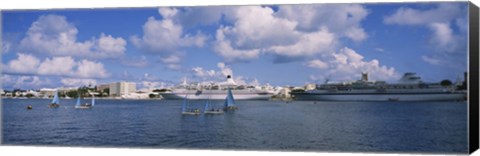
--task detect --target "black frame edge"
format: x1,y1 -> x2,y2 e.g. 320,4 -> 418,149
469,1 -> 480,154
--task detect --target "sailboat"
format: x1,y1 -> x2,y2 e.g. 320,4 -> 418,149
181,95 -> 201,115
223,88 -> 237,111
204,95 -> 224,115
75,92 -> 94,109
49,90 -> 60,108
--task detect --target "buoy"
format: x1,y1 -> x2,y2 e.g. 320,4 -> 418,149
27,105 -> 33,110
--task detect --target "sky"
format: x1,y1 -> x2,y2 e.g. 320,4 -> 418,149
1,2 -> 469,90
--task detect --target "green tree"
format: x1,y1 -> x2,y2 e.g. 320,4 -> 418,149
66,90 -> 78,98
26,93 -> 34,98
153,89 -> 170,92
149,93 -> 157,98
440,79 -> 452,86
290,89 -> 305,93
102,88 -> 110,97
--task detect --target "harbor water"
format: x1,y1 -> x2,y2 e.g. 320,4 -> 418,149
1,99 -> 468,153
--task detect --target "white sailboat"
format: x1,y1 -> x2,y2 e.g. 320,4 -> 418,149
204,91 -> 224,115
75,92 -> 94,109
49,90 -> 60,108
181,95 -> 201,115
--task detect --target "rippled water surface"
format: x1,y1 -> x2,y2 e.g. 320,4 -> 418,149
2,99 -> 468,153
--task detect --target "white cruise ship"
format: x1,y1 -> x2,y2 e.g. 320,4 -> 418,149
159,75 -> 275,100
291,72 -> 466,101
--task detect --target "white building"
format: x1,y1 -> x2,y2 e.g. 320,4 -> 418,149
39,88 -> 57,98
96,84 -> 110,92
109,82 -> 136,97
304,84 -> 316,91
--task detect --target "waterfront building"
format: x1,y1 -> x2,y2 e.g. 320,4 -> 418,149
109,82 -> 137,97
24,90 -> 40,97
96,84 -> 110,92
57,87 -> 78,98
304,84 -> 316,91
39,88 -> 57,98
4,92 -> 13,97
278,87 -> 292,98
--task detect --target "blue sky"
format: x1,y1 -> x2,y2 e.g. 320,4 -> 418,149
1,2 -> 469,90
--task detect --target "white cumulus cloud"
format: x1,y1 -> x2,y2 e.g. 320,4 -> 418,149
60,78 -> 97,87
160,55 -> 182,64
131,8 -> 209,69
94,33 -> 127,58
18,14 -> 126,59
4,53 -> 110,79
121,55 -> 148,67
384,3 -> 464,26
2,75 -> 51,89
217,62 -> 233,77
428,22 -> 461,53
213,27 -> 261,62
384,3 -> 467,68
275,4 -> 369,41
306,59 -> 328,69
421,56 -> 441,65
75,59 -> 109,78
131,17 -> 183,53
192,67 -> 216,78
5,53 -> 41,74
267,27 -> 336,58
37,56 -> 76,76
208,5 -> 367,63
308,47 -> 399,82
144,5 -> 370,63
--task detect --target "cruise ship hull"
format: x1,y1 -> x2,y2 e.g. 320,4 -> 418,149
160,92 -> 273,100
292,92 -> 466,101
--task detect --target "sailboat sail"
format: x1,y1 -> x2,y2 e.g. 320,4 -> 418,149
224,88 -> 236,108
76,96 -> 81,106
204,100 -> 210,113
52,90 -> 60,104
91,94 -> 95,106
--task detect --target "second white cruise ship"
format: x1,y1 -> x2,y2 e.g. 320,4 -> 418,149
291,72 -> 466,101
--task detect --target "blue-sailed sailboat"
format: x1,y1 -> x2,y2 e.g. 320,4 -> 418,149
204,94 -> 224,115
181,95 -> 200,115
75,92 -> 93,109
49,90 -> 60,108
223,88 -> 237,111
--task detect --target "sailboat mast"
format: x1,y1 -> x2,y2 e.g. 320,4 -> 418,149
204,84 -> 212,112
182,94 -> 187,112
